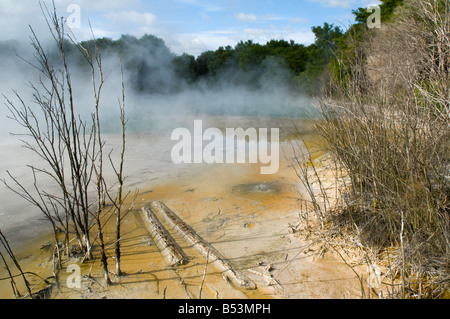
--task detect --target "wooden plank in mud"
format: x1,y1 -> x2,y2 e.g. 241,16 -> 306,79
148,201 -> 257,290
141,206 -> 189,267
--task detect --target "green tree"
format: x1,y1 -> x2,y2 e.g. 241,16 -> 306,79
172,53 -> 197,83
295,23 -> 344,94
352,0 -> 404,24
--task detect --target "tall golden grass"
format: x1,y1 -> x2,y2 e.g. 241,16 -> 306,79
301,0 -> 449,298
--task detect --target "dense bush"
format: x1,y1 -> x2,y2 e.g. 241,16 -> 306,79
316,0 -> 449,294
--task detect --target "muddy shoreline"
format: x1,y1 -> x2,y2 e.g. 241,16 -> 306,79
0,115 -> 316,249
0,115 -> 363,299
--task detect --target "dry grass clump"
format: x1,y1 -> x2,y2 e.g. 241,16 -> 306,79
296,0 -> 449,298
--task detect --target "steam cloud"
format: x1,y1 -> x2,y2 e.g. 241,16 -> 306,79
0,32 -> 315,136
0,20 -> 315,245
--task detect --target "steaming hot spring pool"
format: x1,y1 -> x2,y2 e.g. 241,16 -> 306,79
0,113 -> 364,299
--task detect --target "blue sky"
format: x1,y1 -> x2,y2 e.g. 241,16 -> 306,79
0,0 -> 379,56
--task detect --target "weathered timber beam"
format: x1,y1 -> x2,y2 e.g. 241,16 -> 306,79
148,201 -> 257,290
142,206 -> 189,267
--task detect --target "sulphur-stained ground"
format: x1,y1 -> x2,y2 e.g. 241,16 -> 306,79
0,115 -> 364,299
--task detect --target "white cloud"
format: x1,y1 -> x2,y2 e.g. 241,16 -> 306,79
54,0 -> 140,12
103,10 -> 158,38
308,0 -> 355,8
235,12 -> 308,24
106,10 -> 157,27
172,0 -> 223,12
0,1 -> 50,41
0,0 -> 141,42
235,12 -> 257,22
0,0 -> 28,14
241,27 -> 315,45
200,12 -> 210,20
290,17 -> 310,24
168,27 -> 315,57
308,0 -> 377,8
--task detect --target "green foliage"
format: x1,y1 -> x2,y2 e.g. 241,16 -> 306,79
329,0 -> 407,96
312,23 -> 344,53
172,53 -> 197,83
69,22 -> 343,95
353,0 -> 404,24
0,21 -> 345,96
0,0 -> 407,97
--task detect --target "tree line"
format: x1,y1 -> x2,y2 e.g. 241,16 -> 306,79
69,0 -> 403,96
0,0 -> 404,100
65,24 -> 344,96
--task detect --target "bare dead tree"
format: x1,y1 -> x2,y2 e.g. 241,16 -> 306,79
2,1 -> 128,287
0,230 -> 33,298
74,22 -> 112,285
0,249 -> 19,298
4,2 -> 97,259
110,59 -> 127,277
